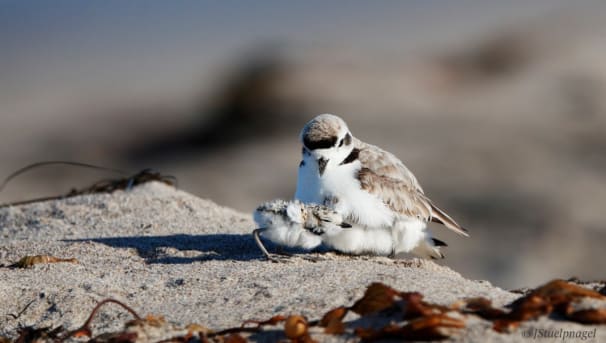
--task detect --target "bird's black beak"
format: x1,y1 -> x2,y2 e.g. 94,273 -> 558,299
317,158 -> 328,176
340,222 -> 352,228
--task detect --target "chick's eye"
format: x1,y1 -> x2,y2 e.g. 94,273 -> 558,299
338,139 -> 344,147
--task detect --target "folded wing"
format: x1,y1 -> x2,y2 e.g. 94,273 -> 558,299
356,153 -> 469,237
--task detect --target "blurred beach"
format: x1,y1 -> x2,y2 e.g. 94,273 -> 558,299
1,0 -> 605,288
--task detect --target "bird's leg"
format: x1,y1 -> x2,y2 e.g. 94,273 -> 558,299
252,228 -> 271,258
252,228 -> 291,263
388,245 -> 397,259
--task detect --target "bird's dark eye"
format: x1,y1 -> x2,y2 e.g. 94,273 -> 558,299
338,139 -> 344,147
304,136 -> 337,150
343,133 -> 352,145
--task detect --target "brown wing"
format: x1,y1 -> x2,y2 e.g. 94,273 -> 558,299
357,167 -> 431,220
354,138 -> 468,236
354,138 -> 424,193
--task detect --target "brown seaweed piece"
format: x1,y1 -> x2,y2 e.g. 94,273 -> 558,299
321,282 -> 464,341
10,255 -> 78,268
14,326 -> 63,343
458,279 -> 606,332
354,313 -> 465,341
0,162 -> 177,208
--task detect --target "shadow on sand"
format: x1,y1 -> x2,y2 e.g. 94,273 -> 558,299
64,233 -> 310,264
66,233 -> 258,263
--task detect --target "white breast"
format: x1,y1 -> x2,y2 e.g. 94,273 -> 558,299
321,162 -> 395,228
295,154 -> 323,204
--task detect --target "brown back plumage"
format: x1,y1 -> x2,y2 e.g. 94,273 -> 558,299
355,138 -> 469,237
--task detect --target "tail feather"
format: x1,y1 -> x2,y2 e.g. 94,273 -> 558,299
430,203 -> 470,237
412,237 -> 445,259
431,237 -> 448,247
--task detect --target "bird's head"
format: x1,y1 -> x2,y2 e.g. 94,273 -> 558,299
285,200 -> 306,224
299,114 -> 355,175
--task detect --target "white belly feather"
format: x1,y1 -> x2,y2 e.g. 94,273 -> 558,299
320,161 -> 395,228
322,225 -> 393,255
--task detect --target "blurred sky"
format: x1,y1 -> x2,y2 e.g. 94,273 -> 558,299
0,0 -> 575,121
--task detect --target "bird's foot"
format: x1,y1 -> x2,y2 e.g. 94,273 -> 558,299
265,253 -> 324,263
299,255 -> 324,263
265,254 -> 292,263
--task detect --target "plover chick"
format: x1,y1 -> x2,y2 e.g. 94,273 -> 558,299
253,199 -> 351,262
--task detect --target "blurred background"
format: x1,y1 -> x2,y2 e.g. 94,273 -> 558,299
1,0 -> 605,289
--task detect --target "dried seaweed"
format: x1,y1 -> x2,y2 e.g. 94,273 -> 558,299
9,255 -> 78,268
335,283 -> 465,341
6,299 -> 36,319
14,326 -> 63,343
319,307 -> 348,335
3,279 -> 605,342
461,279 -> 606,332
350,283 -> 400,316
284,316 -> 315,343
58,299 -> 142,342
241,315 -> 286,329
223,334 -> 247,343
320,280 -> 606,340
354,314 -> 465,341
65,168 -> 176,196
0,161 -> 177,208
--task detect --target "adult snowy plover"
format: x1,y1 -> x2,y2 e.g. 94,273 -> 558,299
253,199 -> 352,262
295,114 -> 469,259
